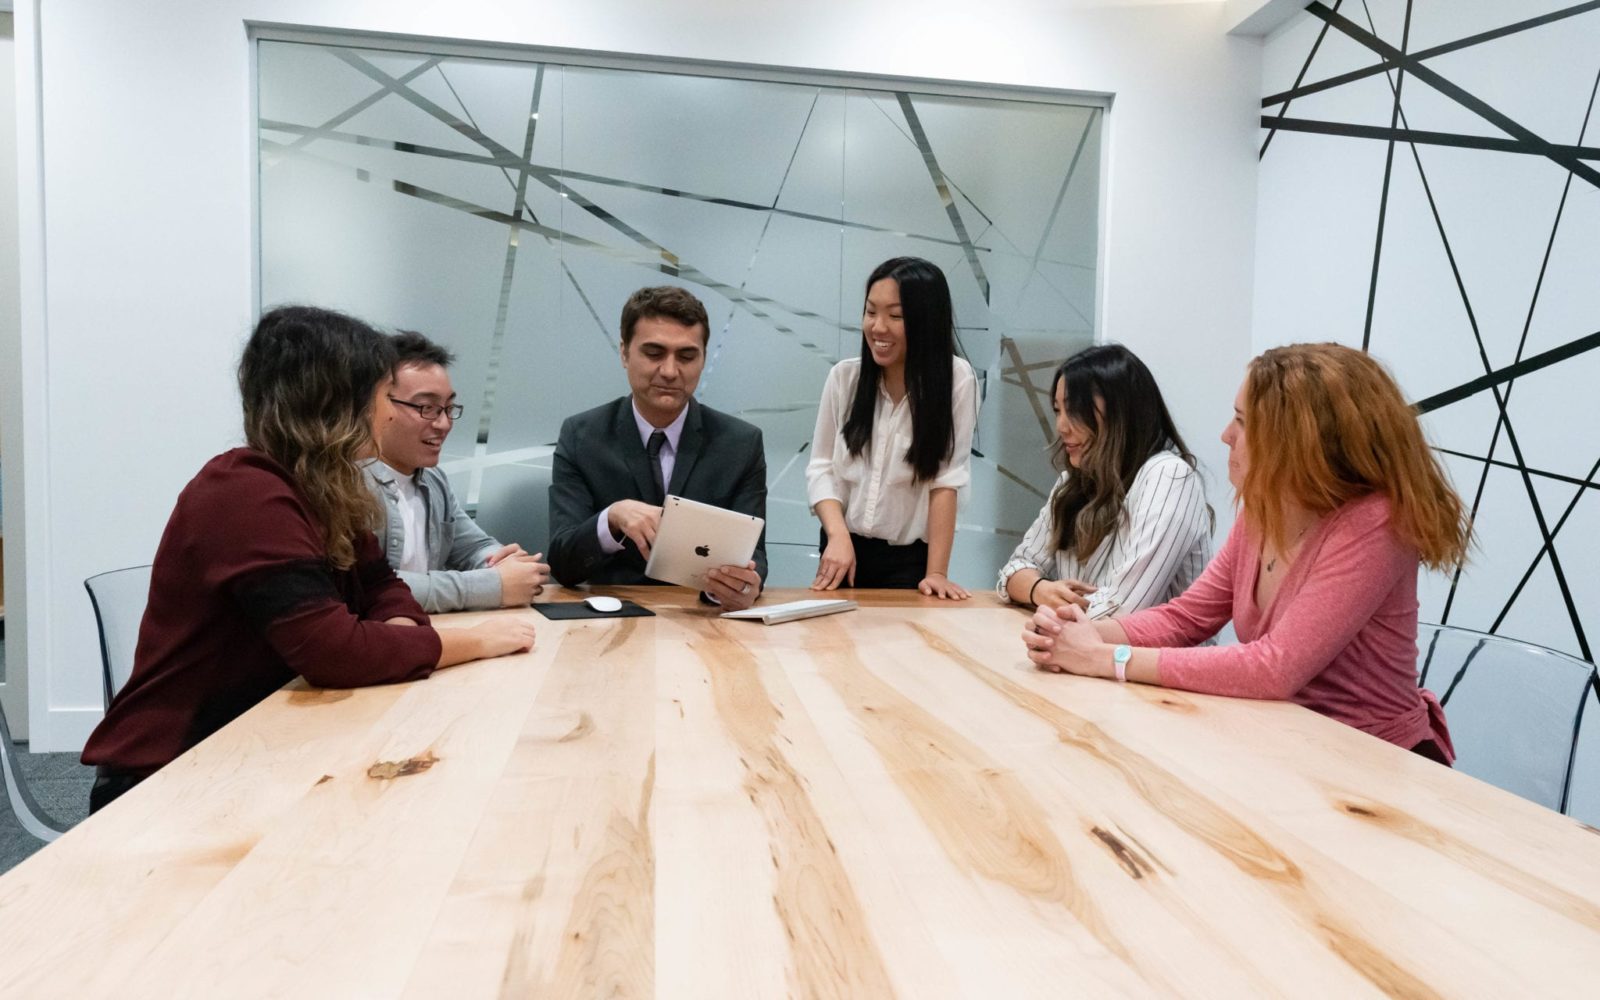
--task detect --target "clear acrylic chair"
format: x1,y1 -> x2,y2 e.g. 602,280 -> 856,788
0,700 -> 69,842
1417,623 -> 1598,814
83,565 -> 152,708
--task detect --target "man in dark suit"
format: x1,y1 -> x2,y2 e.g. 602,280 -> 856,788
548,286 -> 767,609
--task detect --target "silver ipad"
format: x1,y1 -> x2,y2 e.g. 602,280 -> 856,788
643,495 -> 765,591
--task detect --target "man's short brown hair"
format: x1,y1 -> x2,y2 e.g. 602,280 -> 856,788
619,286 -> 710,346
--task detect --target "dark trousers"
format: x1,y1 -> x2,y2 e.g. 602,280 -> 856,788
1410,739 -> 1452,767
88,766 -> 150,814
821,529 -> 928,589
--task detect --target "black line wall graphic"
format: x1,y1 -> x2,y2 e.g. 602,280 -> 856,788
1258,1 -> 1600,820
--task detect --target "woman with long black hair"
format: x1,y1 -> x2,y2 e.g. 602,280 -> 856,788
806,257 -> 978,598
999,344 -> 1210,615
81,306 -> 535,813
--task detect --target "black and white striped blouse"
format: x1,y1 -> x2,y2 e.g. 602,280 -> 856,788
997,451 -> 1211,612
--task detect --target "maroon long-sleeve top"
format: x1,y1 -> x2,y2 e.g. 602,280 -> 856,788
82,448 -> 442,774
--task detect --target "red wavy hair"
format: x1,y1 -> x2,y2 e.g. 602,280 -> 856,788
1240,343 -> 1470,570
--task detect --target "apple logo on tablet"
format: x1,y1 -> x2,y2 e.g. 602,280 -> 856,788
694,544 -> 710,557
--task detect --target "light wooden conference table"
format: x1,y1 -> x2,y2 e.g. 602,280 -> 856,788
3,588 -> 1600,998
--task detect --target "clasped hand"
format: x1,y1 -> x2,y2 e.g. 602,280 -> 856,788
486,543 -> 550,606
1021,602 -> 1106,676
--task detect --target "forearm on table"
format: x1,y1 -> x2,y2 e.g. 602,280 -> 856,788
1096,618 -> 1130,644
1006,567 -> 1043,605
925,488 -> 957,576
434,626 -> 499,669
267,614 -> 438,687
1073,638 -> 1162,686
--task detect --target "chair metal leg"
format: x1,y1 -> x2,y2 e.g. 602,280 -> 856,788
0,702 -> 69,842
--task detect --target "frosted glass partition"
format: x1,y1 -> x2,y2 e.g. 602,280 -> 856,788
257,38 -> 1102,587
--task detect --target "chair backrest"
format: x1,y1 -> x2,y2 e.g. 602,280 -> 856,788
84,565 -> 153,708
1418,623 -> 1598,813
470,462 -> 552,557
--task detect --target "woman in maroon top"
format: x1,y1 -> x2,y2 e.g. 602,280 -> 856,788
81,306 -> 535,812
1022,343 -> 1471,760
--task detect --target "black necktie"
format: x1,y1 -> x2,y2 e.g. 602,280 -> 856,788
646,430 -> 667,502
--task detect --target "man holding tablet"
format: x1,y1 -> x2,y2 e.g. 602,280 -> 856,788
548,286 -> 767,610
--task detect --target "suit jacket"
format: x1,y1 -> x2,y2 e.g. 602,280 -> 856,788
548,396 -> 768,586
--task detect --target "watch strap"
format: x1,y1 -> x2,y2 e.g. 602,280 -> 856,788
1112,644 -> 1132,683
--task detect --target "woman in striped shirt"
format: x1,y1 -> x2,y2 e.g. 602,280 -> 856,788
998,344 -> 1211,615
1022,344 -> 1470,760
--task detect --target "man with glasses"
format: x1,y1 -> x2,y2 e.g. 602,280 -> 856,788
364,332 -> 550,611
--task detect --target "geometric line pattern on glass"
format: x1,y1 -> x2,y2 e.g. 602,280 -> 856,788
260,57 -> 441,169
260,41 -> 1103,563
999,336 -> 1056,447
897,92 -> 991,311
479,65 -> 546,452
707,90 -> 823,385
283,51 -> 1102,394
1024,109 -> 1099,304
258,118 -> 985,255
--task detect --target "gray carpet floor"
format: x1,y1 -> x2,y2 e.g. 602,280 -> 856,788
1,640 -> 95,875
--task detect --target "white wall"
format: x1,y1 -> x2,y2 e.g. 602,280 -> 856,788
1253,1 -> 1600,821
14,0 -> 1261,750
0,9 -> 25,738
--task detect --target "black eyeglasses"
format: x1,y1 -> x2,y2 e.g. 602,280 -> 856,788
389,396 -> 464,421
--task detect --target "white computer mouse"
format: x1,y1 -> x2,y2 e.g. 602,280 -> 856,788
583,595 -> 623,613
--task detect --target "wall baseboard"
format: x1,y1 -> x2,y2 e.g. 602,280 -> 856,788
33,707 -> 102,754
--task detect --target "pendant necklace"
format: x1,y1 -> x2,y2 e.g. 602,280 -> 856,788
1266,525 -> 1311,573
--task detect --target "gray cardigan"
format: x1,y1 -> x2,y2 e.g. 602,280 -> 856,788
362,459 -> 503,613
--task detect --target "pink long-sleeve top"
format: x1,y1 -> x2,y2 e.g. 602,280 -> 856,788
1117,492 -> 1453,760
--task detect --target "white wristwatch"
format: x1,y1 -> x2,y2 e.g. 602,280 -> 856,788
1112,644 -> 1132,683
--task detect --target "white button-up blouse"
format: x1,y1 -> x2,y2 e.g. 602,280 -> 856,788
805,356 -> 979,546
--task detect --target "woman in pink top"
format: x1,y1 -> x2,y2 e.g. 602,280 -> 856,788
1022,343 -> 1471,761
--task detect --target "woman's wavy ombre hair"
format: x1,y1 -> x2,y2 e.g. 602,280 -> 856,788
238,306 -> 396,570
1240,343 -> 1470,571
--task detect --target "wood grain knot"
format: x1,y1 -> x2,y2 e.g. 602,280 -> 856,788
367,750 -> 439,780
1336,799 -> 1389,823
1089,825 -> 1157,880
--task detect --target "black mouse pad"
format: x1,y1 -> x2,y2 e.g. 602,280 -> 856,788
532,599 -> 655,620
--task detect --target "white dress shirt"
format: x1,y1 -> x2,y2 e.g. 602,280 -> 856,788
392,473 -> 430,574
805,356 -> 979,546
996,450 -> 1211,612
596,398 -> 689,553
